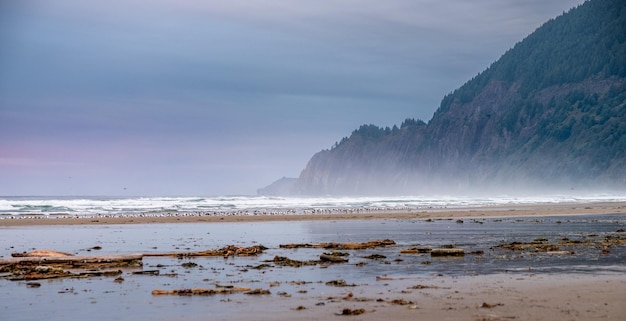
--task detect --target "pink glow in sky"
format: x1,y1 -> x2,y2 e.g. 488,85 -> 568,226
0,0 -> 585,196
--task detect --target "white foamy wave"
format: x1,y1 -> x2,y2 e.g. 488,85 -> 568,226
1,193 -> 625,217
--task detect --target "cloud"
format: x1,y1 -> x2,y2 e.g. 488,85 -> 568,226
0,0 -> 585,195
2,0 -> 584,102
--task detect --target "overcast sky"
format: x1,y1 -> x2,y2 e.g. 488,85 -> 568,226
0,0 -> 585,196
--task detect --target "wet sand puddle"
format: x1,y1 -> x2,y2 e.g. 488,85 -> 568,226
1,214 -> 625,320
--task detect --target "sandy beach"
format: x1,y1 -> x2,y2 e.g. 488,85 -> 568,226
2,201 -> 625,320
228,273 -> 626,321
2,201 -> 625,226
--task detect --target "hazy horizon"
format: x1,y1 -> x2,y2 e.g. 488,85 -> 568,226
1,0 -> 585,196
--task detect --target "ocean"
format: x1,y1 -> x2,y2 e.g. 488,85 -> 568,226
2,193 -> 626,217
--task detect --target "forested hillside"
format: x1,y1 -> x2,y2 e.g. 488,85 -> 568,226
260,0 -> 626,196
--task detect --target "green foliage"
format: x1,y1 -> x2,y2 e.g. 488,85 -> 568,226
351,124 -> 387,140
322,0 -> 626,187
440,0 -> 626,107
400,118 -> 426,128
331,118 -> 427,150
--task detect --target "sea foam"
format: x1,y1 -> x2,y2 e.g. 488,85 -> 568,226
1,193 -> 626,217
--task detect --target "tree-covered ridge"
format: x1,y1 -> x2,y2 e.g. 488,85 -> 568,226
331,118 -> 426,150
437,0 -> 626,115
423,0 -> 626,184
263,0 -> 626,196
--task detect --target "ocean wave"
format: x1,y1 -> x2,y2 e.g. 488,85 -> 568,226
1,193 -> 625,217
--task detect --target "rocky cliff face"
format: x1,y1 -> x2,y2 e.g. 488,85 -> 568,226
422,77 -> 626,189
260,0 -> 626,196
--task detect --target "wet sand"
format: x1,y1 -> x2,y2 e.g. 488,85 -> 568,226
233,273 -> 626,321
1,201 -> 625,226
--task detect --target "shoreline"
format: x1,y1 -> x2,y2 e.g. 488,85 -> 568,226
3,202 -> 626,320
1,201 -> 625,226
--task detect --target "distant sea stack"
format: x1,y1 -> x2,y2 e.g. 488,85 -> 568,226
259,0 -> 626,196
256,177 -> 298,196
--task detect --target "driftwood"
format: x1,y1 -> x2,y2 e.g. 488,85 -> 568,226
11,250 -> 74,258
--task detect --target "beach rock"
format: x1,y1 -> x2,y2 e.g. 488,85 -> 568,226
251,263 -> 272,270
323,251 -> 350,257
181,262 -> 198,268
493,241 -> 563,252
401,247 -> 432,254
132,270 -> 160,275
147,245 -> 267,258
325,279 -> 356,287
9,267 -> 72,281
215,284 -> 234,288
391,299 -> 414,305
338,308 -> 365,315
152,286 -> 251,295
279,243 -> 313,249
271,256 -> 318,267
279,239 -> 395,250
244,288 -> 271,295
363,254 -> 386,260
480,302 -> 504,309
77,270 -> 122,277
325,239 -> 396,250
409,284 -> 439,289
320,254 -> 348,263
546,250 -> 573,255
35,266 -> 60,273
